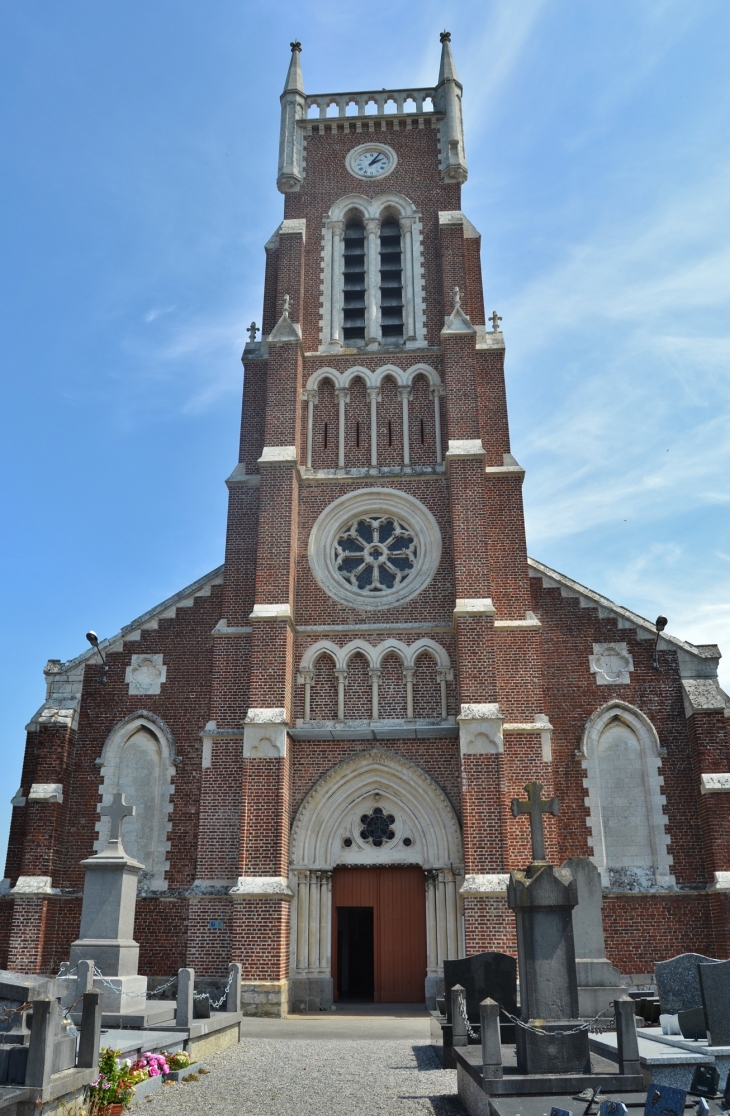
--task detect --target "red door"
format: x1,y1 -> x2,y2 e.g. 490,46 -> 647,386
332,866 -> 427,1003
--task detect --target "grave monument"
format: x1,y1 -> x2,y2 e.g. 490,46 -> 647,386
68,793 -> 174,1027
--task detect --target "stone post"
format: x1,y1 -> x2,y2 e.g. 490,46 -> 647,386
480,997 -> 503,1080
451,983 -> 467,1048
176,968 -> 194,1027
75,959 -> 95,1001
77,990 -> 102,1070
615,997 -> 641,1076
227,963 -> 242,1013
24,998 -> 55,1087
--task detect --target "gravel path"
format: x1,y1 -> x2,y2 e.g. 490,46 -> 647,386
142,1038 -> 462,1116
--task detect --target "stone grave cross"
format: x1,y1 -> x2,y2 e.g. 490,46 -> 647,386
101,792 -> 135,846
510,781 -> 559,863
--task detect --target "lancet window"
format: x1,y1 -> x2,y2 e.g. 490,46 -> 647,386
320,194 -> 425,351
343,220 -> 366,341
303,364 -> 443,472
296,639 -> 454,725
379,220 -> 403,339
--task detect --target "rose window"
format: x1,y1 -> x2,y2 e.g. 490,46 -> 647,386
359,807 -> 396,847
334,516 -> 417,594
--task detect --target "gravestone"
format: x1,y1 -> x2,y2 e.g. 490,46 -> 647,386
699,959 -> 730,1047
68,792 -> 168,1024
508,782 -> 590,1075
0,971 -> 77,1085
655,953 -> 720,1014
599,1101 -> 628,1116
644,1082 -> 685,1116
444,953 -> 517,1025
563,857 -> 626,1017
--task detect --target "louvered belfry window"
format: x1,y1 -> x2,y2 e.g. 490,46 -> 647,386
379,219 -> 404,339
343,220 -> 366,341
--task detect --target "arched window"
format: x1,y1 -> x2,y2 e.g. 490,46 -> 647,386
581,702 -> 674,890
96,713 -> 177,891
343,220 -> 366,342
379,220 -> 403,340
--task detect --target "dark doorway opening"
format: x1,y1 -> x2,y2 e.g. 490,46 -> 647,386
337,906 -> 374,1001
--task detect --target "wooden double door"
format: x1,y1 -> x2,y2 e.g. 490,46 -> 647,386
332,866 -> 427,1003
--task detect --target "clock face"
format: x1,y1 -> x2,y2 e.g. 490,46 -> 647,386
348,145 -> 396,179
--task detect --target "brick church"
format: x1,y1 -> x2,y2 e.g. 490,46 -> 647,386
3,35 -> 729,1014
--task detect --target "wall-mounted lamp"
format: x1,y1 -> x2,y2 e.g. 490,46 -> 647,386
652,616 -> 668,669
86,630 -> 108,683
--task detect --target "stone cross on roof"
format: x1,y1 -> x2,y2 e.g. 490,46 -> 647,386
247,321 -> 259,343
490,310 -> 502,333
510,781 -> 559,864
101,792 -> 135,844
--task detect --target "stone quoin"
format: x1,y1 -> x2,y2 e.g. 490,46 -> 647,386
2,34 -> 729,1014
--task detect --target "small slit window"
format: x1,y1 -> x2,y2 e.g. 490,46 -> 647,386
379,220 -> 403,339
343,220 -> 366,341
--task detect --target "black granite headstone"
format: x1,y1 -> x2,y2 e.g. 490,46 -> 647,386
689,1064 -> 720,1098
655,953 -> 720,1014
699,959 -> 730,1047
678,1007 -> 707,1041
443,952 -> 517,1024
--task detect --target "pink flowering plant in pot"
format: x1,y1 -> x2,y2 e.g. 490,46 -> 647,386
85,1048 -> 136,1114
128,1052 -> 169,1082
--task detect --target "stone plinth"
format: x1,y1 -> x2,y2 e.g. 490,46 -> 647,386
508,862 -> 589,1074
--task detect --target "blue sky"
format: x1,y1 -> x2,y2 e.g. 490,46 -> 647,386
1,0 -> 728,863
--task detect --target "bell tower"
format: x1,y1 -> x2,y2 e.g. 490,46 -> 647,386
193,31 -> 551,1014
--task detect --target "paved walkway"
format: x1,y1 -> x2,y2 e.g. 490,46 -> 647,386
142,1007 -> 462,1116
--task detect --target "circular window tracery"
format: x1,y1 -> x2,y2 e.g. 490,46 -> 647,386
335,516 -> 417,593
359,807 -> 396,847
308,489 -> 442,609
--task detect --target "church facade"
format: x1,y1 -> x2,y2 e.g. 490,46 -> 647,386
3,36 -> 729,1015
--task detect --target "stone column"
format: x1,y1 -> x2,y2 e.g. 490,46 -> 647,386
398,386 -> 411,468
328,221 -> 344,348
335,387 -> 349,469
436,667 -> 449,719
308,872 -> 320,975
334,669 -> 347,721
403,667 -> 415,719
364,218 -> 380,345
369,668 -> 381,720
430,384 -> 444,464
399,217 -> 416,341
367,387 -> 380,468
298,669 -> 314,722
296,870 -> 310,970
303,389 -> 317,468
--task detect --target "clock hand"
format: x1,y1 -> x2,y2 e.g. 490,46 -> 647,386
368,154 -> 384,167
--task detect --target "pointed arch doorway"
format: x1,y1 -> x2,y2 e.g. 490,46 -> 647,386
289,749 -> 464,1012
332,865 -> 427,1002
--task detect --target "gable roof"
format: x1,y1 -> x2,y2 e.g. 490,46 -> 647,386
27,566 -> 224,732
527,557 -> 721,681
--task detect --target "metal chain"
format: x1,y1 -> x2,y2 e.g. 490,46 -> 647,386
457,990 -> 481,1040
55,964 -> 233,1008
498,1002 -> 615,1037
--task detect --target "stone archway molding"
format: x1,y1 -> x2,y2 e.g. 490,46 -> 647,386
289,749 -> 464,1013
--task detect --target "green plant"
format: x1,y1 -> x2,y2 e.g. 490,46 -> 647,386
85,1048 -> 136,1111
164,1050 -> 190,1071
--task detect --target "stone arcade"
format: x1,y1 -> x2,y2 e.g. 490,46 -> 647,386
2,34 -> 730,1015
